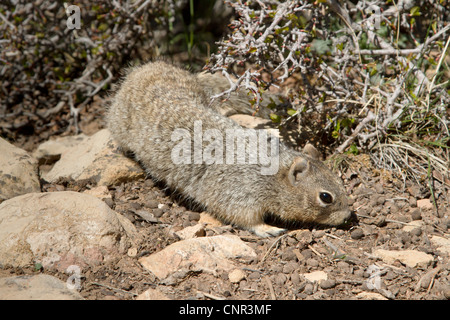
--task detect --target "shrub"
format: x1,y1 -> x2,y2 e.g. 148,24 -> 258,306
206,0 -> 450,192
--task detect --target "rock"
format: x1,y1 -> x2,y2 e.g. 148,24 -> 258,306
376,195 -> 386,205
145,200 -> 159,209
373,249 -> 434,268
0,192 -> 137,271
0,274 -> 83,300
188,211 -> 201,221
198,212 -> 223,227
127,247 -> 138,257
0,138 -> 40,202
303,283 -> 314,295
402,220 -> 424,232
136,288 -> 170,300
410,208 -> 422,220
83,185 -> 112,201
407,185 -> 423,198
416,199 -> 433,210
319,279 -> 336,289
355,292 -> 388,300
174,224 -> 206,240
43,129 -> 144,186
228,269 -> 246,283
306,258 -> 319,268
430,236 -> 450,255
443,287 -> 450,300
139,235 -> 256,280
301,271 -> 328,283
350,228 -> 364,240
274,273 -> 287,286
33,134 -> 88,165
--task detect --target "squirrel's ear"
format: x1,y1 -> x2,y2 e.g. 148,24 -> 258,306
288,157 -> 309,186
302,143 -> 321,160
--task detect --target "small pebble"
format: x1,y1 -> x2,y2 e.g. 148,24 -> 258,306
385,271 -> 397,280
410,227 -> 422,237
281,250 -> 297,261
443,288 -> 450,300
152,208 -> 164,218
319,279 -> 336,289
410,208 -> 422,220
127,247 -> 138,257
130,202 -> 141,210
282,262 -> 297,274
312,230 -> 326,238
228,269 -> 246,283
145,200 -> 159,209
274,273 -> 287,286
306,258 -> 319,268
304,283 -> 314,295
301,249 -> 313,259
290,272 -> 300,285
350,228 -> 364,240
390,204 -> 399,214
337,261 -> 350,273
248,272 -> 261,280
188,211 -> 201,221
377,195 -> 386,205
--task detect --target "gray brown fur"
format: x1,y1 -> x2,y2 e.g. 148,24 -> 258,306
106,61 -> 351,237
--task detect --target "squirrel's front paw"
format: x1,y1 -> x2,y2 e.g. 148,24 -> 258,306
250,224 -> 287,238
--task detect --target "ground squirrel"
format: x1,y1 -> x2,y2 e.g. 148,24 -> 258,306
107,61 -> 351,237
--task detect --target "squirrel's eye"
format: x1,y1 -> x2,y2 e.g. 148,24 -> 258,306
319,192 -> 333,204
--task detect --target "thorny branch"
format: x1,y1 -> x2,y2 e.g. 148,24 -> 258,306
0,0 -> 182,134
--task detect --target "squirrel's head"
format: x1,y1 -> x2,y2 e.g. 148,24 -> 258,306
280,144 -> 352,226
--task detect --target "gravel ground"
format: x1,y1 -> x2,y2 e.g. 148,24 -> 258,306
1,94 -> 449,301
3,151 -> 448,300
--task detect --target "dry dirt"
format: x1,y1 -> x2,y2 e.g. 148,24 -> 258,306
1,97 -> 449,301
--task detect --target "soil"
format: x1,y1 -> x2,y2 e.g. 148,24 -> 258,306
1,96 -> 449,301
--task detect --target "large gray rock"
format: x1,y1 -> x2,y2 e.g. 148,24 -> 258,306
33,133 -> 88,165
0,191 -> 138,271
0,138 -> 40,202
0,274 -> 83,300
42,129 -> 144,186
139,235 -> 257,280
373,249 -> 434,268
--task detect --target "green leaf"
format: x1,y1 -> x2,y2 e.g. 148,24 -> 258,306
270,113 -> 281,123
264,35 -> 274,43
332,131 -> 340,139
346,144 -> 359,155
341,118 -> 355,128
275,26 -> 289,35
410,6 -> 421,16
287,108 -> 297,116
